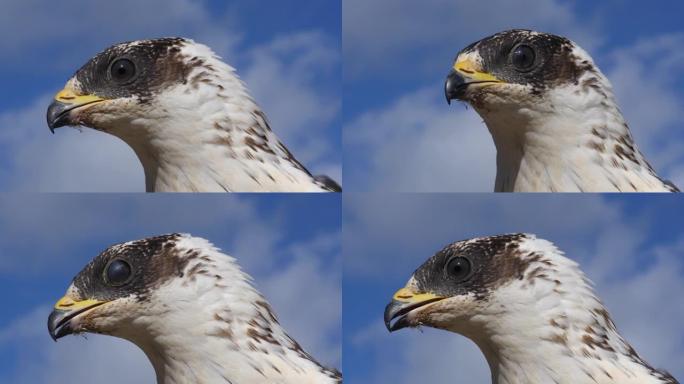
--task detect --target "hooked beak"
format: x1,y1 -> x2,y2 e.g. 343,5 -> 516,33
46,87 -> 105,132
47,295 -> 106,341
445,56 -> 503,104
384,287 -> 444,332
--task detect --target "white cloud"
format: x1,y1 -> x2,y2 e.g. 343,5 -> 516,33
0,306 -> 154,384
606,33 -> 684,187
597,241 -> 684,376
243,31 -> 342,178
0,95 -> 143,192
344,87 -> 495,191
259,232 -> 342,367
351,322 -> 489,384
345,195 -> 684,382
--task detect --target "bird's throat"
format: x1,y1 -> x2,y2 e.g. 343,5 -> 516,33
120,126 -> 321,192
479,89 -> 668,192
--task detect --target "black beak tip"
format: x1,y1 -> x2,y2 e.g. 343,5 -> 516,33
384,315 -> 408,333
384,318 -> 393,333
445,80 -> 452,105
445,70 -> 466,105
384,300 -> 408,333
47,309 -> 70,341
383,303 -> 394,332
46,101 -> 70,132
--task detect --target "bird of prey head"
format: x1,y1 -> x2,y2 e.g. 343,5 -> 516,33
46,38 -> 340,192
48,234 -> 341,384
445,29 -> 677,192
385,234 -> 679,384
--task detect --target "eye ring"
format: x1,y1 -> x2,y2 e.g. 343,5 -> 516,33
510,44 -> 536,72
103,259 -> 133,287
444,256 -> 473,282
108,58 -> 137,85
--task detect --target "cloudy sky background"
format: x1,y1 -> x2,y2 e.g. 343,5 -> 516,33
343,0 -> 684,191
0,0 -> 341,192
344,193 -> 684,382
0,194 -> 341,383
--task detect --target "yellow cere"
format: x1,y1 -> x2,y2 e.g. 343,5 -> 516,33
392,287 -> 444,303
453,59 -> 501,83
54,295 -> 104,310
54,88 -> 104,104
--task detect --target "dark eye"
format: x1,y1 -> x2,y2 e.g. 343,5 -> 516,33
109,58 -> 136,84
511,45 -> 536,71
104,259 -> 133,286
445,257 -> 472,281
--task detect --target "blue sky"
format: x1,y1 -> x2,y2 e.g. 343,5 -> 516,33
0,0 -> 341,191
0,194 -> 341,383
343,0 -> 684,191
344,193 -> 684,383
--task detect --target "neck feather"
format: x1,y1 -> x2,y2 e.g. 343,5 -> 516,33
116,52 -> 322,192
480,73 -> 670,192
137,302 -> 338,384
127,113 -> 322,193
121,242 -> 337,383
456,242 -> 669,383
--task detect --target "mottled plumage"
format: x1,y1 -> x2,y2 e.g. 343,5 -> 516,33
46,38 -> 340,192
385,234 -> 678,384
445,30 -> 677,192
48,234 -> 341,384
